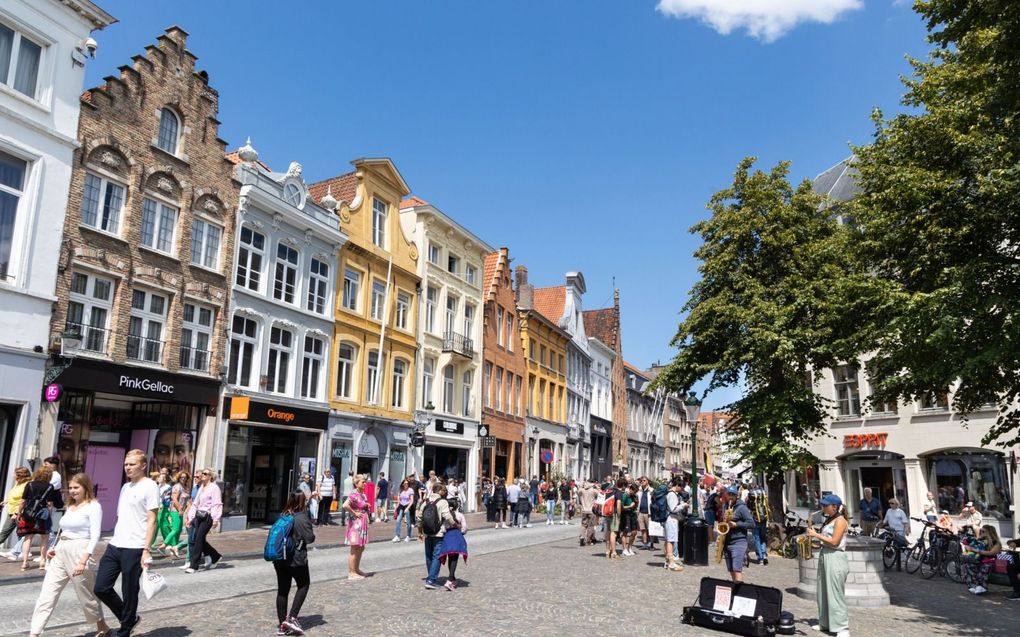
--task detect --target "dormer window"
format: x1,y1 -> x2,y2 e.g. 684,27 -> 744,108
157,108 -> 180,155
284,182 -> 304,208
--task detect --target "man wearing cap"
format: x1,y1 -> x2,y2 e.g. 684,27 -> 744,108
720,486 -> 756,582
958,502 -> 982,535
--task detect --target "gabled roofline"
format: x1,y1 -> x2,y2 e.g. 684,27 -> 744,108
402,200 -> 495,254
351,158 -> 410,196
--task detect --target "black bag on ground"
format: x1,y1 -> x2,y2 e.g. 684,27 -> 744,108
681,576 -> 786,637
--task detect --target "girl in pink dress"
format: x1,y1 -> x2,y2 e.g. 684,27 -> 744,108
342,475 -> 370,580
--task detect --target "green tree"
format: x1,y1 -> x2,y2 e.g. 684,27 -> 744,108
849,0 -> 1020,445
653,158 -> 875,513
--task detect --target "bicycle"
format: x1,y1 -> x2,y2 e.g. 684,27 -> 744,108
768,511 -> 809,559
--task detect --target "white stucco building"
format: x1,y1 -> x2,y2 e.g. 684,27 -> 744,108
0,0 -> 113,491
588,337 -> 614,479
218,150 -> 347,529
399,196 -> 491,509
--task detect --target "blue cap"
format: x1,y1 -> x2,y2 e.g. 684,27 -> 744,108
726,486 -> 739,495
820,494 -> 842,507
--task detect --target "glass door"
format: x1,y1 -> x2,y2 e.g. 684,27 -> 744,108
893,467 -> 910,515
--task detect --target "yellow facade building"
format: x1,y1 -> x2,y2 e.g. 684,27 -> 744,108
513,265 -> 570,477
309,159 -> 420,482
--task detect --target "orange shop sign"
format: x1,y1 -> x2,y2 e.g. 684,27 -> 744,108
843,433 -> 888,449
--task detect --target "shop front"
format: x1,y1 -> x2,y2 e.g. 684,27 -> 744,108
798,421 -> 1017,538
221,396 -> 327,530
589,416 -> 612,481
47,358 -> 220,531
327,413 -> 410,499
417,417 -> 478,511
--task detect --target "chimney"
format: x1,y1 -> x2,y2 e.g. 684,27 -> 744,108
515,265 -> 532,309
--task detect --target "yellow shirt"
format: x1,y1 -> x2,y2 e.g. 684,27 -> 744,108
5,481 -> 27,515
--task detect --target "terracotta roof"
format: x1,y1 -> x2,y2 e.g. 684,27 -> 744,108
223,150 -> 272,172
583,308 -> 618,350
399,196 -> 429,209
484,251 -> 501,299
623,361 -> 650,380
532,286 -> 565,325
308,172 -> 358,206
80,90 -> 93,104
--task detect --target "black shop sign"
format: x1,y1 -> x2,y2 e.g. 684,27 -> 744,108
224,396 -> 329,431
434,419 -> 464,435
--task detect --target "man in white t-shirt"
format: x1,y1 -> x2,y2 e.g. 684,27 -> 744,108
94,449 -> 159,637
317,469 -> 337,526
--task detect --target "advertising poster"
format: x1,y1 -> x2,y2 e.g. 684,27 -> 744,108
87,445 -> 126,531
130,428 -> 196,475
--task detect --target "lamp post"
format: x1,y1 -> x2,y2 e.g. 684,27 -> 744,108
411,402 -> 434,473
682,391 -> 707,565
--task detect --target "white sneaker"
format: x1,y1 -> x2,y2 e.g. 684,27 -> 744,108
835,632 -> 850,637
179,563 -> 190,570
968,586 -> 977,593
392,536 -> 401,543
810,624 -> 825,632
525,524 -> 532,528
973,586 -> 987,595
403,537 -> 411,542
203,556 -> 212,569
184,568 -> 196,574
501,523 -> 508,529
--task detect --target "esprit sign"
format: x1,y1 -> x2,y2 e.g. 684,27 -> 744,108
119,375 -> 174,395
843,433 -> 888,449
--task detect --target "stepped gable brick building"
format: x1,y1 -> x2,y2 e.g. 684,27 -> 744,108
583,290 -> 627,470
43,27 -> 237,507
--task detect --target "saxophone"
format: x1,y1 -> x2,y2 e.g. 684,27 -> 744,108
796,532 -> 814,560
715,506 -> 734,563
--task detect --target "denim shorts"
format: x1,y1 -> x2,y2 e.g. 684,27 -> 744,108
665,517 -> 680,543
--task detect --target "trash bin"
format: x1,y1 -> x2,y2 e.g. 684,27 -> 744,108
676,517 -> 686,558
683,517 -> 709,566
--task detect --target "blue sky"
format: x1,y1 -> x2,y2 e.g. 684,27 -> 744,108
84,1 -> 930,410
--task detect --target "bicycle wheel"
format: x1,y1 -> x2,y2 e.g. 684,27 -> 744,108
944,556 -> 966,583
919,547 -> 940,579
882,540 -> 898,570
904,543 -> 924,574
780,535 -> 798,559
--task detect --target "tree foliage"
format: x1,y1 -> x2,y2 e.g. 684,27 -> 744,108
653,158 -> 875,482
849,0 -> 1020,446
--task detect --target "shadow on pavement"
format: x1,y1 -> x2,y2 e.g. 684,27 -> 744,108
136,626 -> 190,637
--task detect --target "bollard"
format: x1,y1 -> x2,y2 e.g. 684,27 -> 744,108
683,517 -> 709,566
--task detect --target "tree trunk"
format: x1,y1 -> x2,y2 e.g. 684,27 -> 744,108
766,473 -> 786,523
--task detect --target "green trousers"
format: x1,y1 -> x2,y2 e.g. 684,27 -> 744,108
816,549 -> 849,633
154,509 -> 184,548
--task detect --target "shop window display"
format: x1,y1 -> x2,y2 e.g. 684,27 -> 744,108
794,464 -> 821,509
929,451 -> 1011,518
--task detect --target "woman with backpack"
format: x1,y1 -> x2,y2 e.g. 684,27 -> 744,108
29,473 -> 111,637
272,490 -> 315,636
342,474 -> 370,580
17,466 -> 58,571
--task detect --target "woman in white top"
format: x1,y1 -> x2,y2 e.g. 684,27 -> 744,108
806,494 -> 850,637
922,492 -> 937,523
30,472 -> 111,637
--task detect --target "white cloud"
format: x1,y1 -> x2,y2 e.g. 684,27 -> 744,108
656,0 -> 863,43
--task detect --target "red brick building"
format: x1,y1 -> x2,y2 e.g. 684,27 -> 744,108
480,248 -> 526,483
583,291 -> 627,470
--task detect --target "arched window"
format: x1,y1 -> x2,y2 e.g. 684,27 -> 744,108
157,108 -> 180,154
391,359 -> 406,409
442,364 -> 455,413
336,342 -> 356,399
422,356 -> 435,407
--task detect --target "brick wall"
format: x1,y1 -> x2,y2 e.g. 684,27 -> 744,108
52,26 -> 237,379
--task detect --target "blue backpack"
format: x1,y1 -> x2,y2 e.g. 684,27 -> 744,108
264,514 -> 295,561
650,485 -> 670,523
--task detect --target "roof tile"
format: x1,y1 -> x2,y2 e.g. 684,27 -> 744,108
532,286 -> 565,325
583,308 -> 618,350
308,172 -> 358,206
399,196 -> 429,209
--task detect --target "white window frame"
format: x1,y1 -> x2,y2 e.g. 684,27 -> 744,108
447,253 -> 460,276
422,356 -> 435,408
127,288 -> 168,363
180,302 -> 214,372
342,267 -> 361,312
833,365 -> 861,417
461,369 -> 472,417
427,242 -> 440,265
0,23 -> 44,100
66,272 -> 114,354
80,172 -> 125,236
463,304 -> 475,343
266,325 -> 294,394
395,291 -> 410,330
300,334 -> 325,399
235,225 -> 265,292
465,264 -> 477,286
391,358 -> 407,409
372,197 -> 387,248
190,218 -> 222,269
495,367 -> 504,412
445,294 -> 458,336
336,342 -> 357,400
370,279 -> 386,321
0,149 -> 29,283
496,307 -> 505,347
442,364 -> 455,413
140,196 -> 178,254
366,350 -> 380,405
505,312 -> 514,352
483,362 -> 491,409
273,242 -> 299,304
228,314 -> 259,388
425,286 -> 438,333
307,258 -> 330,314
157,107 -> 180,155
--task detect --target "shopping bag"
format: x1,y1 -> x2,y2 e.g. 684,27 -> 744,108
140,567 -> 167,600
648,520 -> 664,537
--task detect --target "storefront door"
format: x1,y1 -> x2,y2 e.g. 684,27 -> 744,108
424,445 -> 467,482
0,404 -> 17,493
249,442 -> 294,525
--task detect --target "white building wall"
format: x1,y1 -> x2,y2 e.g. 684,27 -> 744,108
0,0 -> 113,490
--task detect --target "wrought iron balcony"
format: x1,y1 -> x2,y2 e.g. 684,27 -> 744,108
179,345 -> 210,372
567,424 -> 581,441
65,322 -> 111,354
126,333 -> 164,363
442,330 -> 474,358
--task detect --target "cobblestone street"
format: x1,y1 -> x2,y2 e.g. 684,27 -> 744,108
9,526 -> 1016,637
